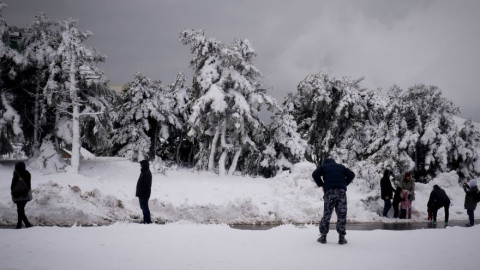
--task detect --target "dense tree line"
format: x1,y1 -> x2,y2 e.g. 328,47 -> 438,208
0,5 -> 478,183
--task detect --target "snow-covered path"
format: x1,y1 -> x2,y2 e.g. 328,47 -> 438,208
1,223 -> 478,270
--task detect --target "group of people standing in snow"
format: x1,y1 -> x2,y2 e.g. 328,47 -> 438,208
9,158 -> 479,247
310,158 -> 478,245
380,169 -> 478,227
380,170 -> 416,219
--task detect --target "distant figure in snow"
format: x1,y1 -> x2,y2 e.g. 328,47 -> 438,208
312,158 -> 355,245
427,185 -> 451,226
399,189 -> 410,219
392,185 -> 402,218
380,170 -> 394,217
136,160 -> 152,224
11,161 -> 33,229
462,179 -> 478,227
400,172 -> 415,219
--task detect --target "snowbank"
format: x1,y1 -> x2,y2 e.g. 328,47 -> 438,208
0,159 -> 473,226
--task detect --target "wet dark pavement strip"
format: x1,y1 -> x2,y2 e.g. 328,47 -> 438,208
1,220 -> 477,230
229,220 -> 479,231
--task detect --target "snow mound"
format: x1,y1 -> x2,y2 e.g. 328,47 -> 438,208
429,171 -> 460,188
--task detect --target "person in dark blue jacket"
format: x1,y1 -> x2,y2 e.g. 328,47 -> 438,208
136,160 -> 152,224
427,185 -> 450,226
312,158 -> 355,245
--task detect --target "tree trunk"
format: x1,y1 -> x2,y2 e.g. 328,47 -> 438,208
176,132 -> 184,165
228,148 -> 241,175
70,56 -> 81,174
218,150 -> 228,176
33,85 -> 41,150
208,127 -> 220,171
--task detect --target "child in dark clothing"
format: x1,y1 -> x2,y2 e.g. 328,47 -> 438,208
392,186 -> 402,218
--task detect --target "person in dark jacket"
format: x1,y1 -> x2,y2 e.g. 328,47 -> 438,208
136,160 -> 152,224
463,179 -> 478,227
427,185 -> 451,226
380,170 -> 394,217
10,161 -> 32,229
312,158 -> 355,245
392,186 -> 402,218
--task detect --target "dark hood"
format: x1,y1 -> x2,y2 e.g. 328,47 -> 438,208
323,158 -> 336,166
15,161 -> 26,172
140,160 -> 150,171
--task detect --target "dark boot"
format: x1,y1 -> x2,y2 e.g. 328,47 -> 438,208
338,236 -> 348,245
317,235 -> 327,244
15,223 -> 22,229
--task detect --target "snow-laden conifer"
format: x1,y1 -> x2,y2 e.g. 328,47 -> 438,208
180,29 -> 275,176
0,4 -> 24,154
43,18 -> 106,173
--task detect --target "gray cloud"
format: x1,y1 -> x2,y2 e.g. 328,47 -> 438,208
3,0 -> 480,121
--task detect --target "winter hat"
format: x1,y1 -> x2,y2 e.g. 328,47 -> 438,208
468,179 -> 478,187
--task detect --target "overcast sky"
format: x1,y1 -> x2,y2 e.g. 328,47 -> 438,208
3,0 -> 480,121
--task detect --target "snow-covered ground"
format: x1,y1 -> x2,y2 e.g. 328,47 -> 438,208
1,223 -> 479,270
1,158 -> 479,270
0,158 -> 475,226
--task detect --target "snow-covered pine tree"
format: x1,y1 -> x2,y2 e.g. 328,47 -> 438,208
455,119 -> 480,178
180,30 -> 275,176
80,85 -> 119,155
394,85 -> 460,181
0,3 -> 24,154
43,18 -> 106,173
19,13 -> 59,152
114,72 -> 162,161
260,107 -> 307,176
287,72 -> 372,165
167,72 -> 192,164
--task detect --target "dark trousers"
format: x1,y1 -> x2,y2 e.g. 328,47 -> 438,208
467,209 -> 474,225
432,204 -> 449,223
16,201 -> 30,226
382,199 -> 392,217
139,197 -> 152,224
392,201 -> 400,218
320,189 -> 347,237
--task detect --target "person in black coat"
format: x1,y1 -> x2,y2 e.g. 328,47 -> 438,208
463,179 -> 478,227
392,186 -> 402,218
312,158 -> 355,245
136,160 -> 152,224
380,170 -> 394,217
10,161 -> 32,229
427,185 -> 451,226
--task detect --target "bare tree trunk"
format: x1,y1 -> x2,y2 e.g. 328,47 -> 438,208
208,127 -> 220,171
69,56 -> 81,174
218,150 -> 228,176
33,85 -> 41,149
176,132 -> 184,165
228,148 -> 241,175
54,111 -> 60,151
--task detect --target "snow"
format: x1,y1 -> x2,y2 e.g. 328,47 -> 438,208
1,159 -> 479,269
0,159 -> 475,225
1,223 -> 478,270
